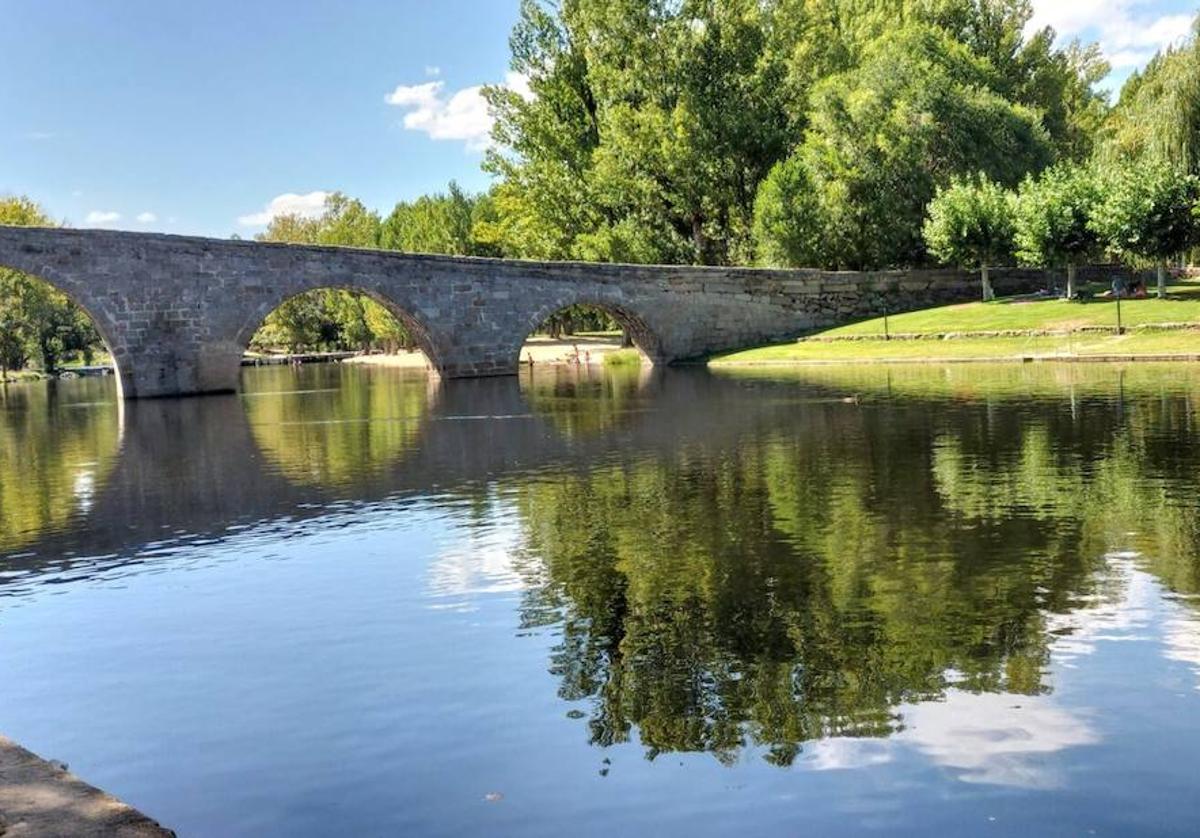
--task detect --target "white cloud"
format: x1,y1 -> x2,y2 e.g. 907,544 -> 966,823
897,691 -> 1097,788
424,65 -> 442,77
801,691 -> 1096,788
504,71 -> 534,102
1029,1 -> 1194,71
84,210 -> 120,226
426,520 -> 532,605
136,212 -> 157,224
236,190 -> 329,227
805,738 -> 895,771
383,72 -> 532,151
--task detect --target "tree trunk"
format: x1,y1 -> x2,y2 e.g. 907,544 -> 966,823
981,265 -> 994,302
1066,264 -> 1076,300
621,331 -> 633,348
1158,262 -> 1167,299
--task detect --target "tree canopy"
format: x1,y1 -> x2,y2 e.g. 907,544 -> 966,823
1091,162 -> 1200,265
485,0 -> 1106,270
1098,19 -> 1200,176
1091,161 -> 1200,296
1012,163 -> 1104,293
381,182 -> 500,257
760,23 -> 1052,269
923,175 -> 1016,299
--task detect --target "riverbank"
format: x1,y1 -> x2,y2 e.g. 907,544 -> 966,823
712,284 -> 1200,367
0,735 -> 173,836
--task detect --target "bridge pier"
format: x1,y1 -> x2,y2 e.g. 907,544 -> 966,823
106,327 -> 243,399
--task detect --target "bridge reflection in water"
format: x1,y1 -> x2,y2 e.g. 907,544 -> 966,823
2,363 -> 1200,834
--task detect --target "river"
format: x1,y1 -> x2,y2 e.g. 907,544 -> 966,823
2,362 -> 1200,836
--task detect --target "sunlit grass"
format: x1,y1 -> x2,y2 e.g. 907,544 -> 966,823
712,279 -> 1200,364
826,280 -> 1200,337
603,348 -> 643,367
712,330 -> 1200,364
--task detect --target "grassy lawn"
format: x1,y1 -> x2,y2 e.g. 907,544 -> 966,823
712,279 -> 1200,365
61,351 -> 114,369
603,348 -> 643,367
824,280 -> 1200,338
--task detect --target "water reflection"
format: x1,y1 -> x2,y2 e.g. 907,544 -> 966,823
243,365 -> 435,488
0,379 -> 121,552
506,365 -> 1200,768
2,363 -> 1200,834
521,364 -> 660,439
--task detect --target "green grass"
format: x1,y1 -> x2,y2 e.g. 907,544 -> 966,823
713,331 -> 1200,364
826,280 -> 1200,337
60,351 -> 114,369
603,348 -> 644,367
711,279 -> 1200,365
1,370 -> 45,383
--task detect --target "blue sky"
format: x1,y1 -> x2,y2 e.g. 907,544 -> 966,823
2,0 -> 1197,238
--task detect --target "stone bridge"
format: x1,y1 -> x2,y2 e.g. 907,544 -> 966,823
0,225 -> 1047,398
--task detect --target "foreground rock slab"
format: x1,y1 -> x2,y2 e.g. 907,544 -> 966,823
0,736 -> 173,837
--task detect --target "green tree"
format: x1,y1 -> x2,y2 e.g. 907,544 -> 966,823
485,0 -> 789,265
1012,164 -> 1104,298
923,175 -> 1016,300
1091,162 -> 1200,298
380,181 -> 499,256
751,155 -> 823,268
1099,17 -> 1200,175
757,24 -> 1052,269
485,1 -> 1103,269
766,0 -> 1107,160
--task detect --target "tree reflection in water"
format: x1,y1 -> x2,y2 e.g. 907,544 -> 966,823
0,378 -> 121,553
510,364 -> 1200,766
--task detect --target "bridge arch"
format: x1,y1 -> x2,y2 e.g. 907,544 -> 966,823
517,296 -> 666,368
233,284 -> 445,375
0,258 -> 131,398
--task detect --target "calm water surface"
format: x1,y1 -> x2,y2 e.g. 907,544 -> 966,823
2,362 -> 1200,836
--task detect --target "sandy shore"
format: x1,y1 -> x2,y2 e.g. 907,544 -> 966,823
342,335 -> 628,368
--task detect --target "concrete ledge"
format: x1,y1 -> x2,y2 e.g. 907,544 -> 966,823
0,736 -> 173,837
